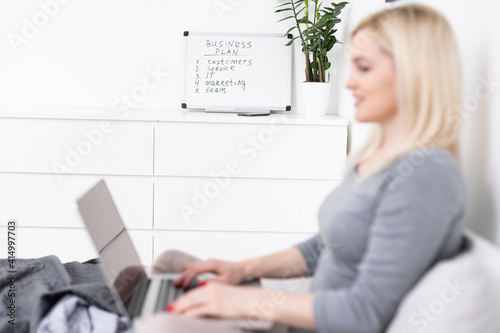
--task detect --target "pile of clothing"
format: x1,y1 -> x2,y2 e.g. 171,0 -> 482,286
0,255 -> 133,333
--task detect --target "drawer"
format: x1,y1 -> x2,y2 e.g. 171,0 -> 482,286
0,174 -> 153,229
0,118 -> 153,175
154,176 -> 338,233
4,227 -> 154,265
154,120 -> 347,180
154,231 -> 315,262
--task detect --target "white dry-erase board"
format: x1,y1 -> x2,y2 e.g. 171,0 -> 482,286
182,31 -> 292,112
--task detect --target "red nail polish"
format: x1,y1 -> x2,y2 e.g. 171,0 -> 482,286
166,304 -> 175,312
198,281 -> 207,287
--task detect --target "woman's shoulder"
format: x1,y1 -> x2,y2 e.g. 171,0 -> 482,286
389,147 -> 461,174
384,147 -> 465,196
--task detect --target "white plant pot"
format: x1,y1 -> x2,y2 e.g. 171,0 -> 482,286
302,81 -> 332,117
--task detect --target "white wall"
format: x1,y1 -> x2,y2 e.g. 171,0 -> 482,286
336,0 -> 500,244
0,0 -> 350,113
491,23 -> 500,245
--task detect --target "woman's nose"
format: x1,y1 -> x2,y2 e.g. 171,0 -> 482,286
345,71 -> 356,90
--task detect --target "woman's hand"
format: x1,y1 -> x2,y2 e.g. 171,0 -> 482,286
168,282 -> 277,322
172,247 -> 308,288
173,259 -> 247,288
168,282 -> 317,330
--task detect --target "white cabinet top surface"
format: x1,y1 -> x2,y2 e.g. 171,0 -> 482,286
0,106 -> 348,126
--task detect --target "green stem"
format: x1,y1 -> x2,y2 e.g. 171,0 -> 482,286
318,55 -> 324,82
314,0 -> 318,25
312,51 -> 317,81
312,0 -> 319,81
305,0 -> 309,30
290,0 -> 312,82
318,29 -> 324,82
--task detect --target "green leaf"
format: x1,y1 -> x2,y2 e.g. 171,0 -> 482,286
315,18 -> 329,27
296,7 -> 306,15
275,8 -> 293,13
286,26 -> 297,35
277,15 -> 295,22
298,15 -> 312,24
310,41 -> 321,50
275,2 -> 292,8
326,37 -> 336,50
335,2 -> 349,9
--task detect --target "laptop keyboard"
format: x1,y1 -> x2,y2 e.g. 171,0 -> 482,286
128,278 -> 152,317
154,279 -> 185,313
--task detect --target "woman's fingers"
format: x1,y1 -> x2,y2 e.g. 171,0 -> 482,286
173,270 -> 198,288
169,282 -> 213,315
173,259 -> 219,287
197,278 -> 217,287
173,269 -> 196,288
171,258 -> 243,288
168,282 -> 257,320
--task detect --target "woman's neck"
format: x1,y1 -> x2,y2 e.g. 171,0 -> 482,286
356,115 -> 404,176
380,113 -> 404,151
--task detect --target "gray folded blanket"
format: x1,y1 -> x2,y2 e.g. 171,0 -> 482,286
0,255 -> 129,333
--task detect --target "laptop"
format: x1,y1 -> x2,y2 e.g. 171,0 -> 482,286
77,179 -> 272,330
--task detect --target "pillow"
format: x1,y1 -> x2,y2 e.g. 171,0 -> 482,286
386,231 -> 500,333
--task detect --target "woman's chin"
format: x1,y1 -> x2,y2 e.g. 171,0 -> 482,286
354,112 -> 370,123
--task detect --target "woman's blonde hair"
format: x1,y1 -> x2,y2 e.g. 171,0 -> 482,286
347,4 -> 462,176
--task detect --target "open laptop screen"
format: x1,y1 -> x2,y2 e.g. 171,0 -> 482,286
77,180 -> 146,302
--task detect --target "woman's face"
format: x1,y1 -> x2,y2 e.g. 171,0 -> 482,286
346,31 -> 398,124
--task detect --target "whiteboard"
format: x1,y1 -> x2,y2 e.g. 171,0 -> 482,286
182,32 -> 292,112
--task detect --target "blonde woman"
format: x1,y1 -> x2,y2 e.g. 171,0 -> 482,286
143,4 -> 466,333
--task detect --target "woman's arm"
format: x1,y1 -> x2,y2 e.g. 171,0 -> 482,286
175,235 -> 322,287
271,292 -> 316,329
170,245 -> 320,330
241,246 -> 308,279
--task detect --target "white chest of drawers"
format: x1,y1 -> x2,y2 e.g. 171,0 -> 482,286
0,108 -> 347,265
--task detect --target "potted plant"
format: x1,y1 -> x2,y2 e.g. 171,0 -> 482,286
276,1 -> 349,116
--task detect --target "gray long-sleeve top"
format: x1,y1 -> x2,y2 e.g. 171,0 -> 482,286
296,148 -> 467,333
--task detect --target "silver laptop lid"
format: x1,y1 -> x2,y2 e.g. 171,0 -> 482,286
77,179 -> 146,303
